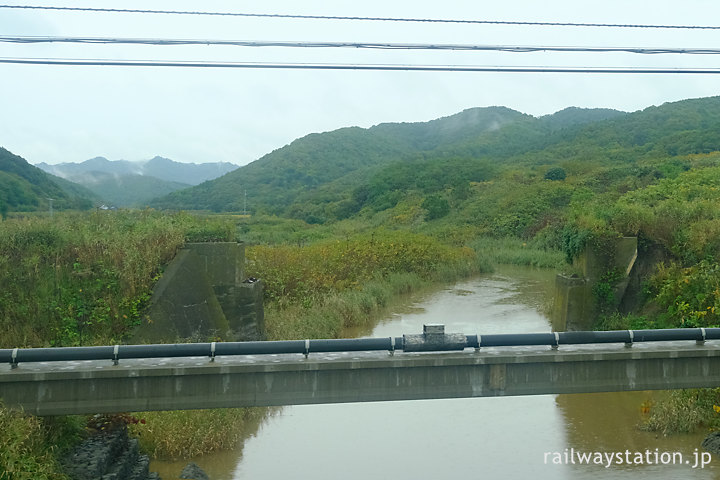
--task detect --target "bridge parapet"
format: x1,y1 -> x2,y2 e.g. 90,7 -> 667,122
1,326 -> 720,415
2,326 -> 717,366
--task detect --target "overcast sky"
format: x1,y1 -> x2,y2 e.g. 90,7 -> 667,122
1,0 -> 720,165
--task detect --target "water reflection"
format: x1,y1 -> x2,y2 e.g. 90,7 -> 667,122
555,392 -> 715,479
151,266 -> 718,479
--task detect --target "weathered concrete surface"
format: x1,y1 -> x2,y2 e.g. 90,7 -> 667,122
553,237 -> 638,331
2,341 -> 720,416
551,274 -> 587,332
134,243 -> 264,343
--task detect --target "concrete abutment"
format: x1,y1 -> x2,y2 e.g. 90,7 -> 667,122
133,242 -> 264,343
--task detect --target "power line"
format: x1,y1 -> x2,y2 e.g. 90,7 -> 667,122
1,4 -> 719,30
2,57 -> 720,74
3,36 -> 720,55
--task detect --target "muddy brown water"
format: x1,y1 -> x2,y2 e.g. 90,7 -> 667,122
151,265 -> 718,479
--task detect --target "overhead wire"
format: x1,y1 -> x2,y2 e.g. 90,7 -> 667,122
2,57 -> 719,74
0,4 -> 719,30
2,36 -> 720,55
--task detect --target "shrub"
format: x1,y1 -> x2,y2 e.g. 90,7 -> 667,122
421,194 -> 450,220
544,167 -> 567,181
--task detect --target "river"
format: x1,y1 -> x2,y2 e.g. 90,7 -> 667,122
151,265 -> 718,479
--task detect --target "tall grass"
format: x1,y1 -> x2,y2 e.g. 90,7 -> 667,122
0,210 -> 236,475
0,405 -> 84,480
641,389 -> 720,435
246,230 -> 479,307
264,272 -> 428,340
0,211 -> 235,348
0,217 -> 496,471
129,408 -> 271,460
469,236 -> 565,269
246,231 -> 491,340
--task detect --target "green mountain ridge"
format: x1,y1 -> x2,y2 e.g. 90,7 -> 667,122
153,96 -> 720,228
150,106 -> 537,213
0,148 -> 92,216
148,103 -> 640,217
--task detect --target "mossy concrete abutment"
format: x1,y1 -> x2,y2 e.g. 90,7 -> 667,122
553,237 -> 638,331
133,242 -> 264,343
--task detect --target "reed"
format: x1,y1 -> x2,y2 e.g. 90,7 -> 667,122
129,407 -> 271,460
469,236 -> 565,269
0,404 -> 84,480
641,388 -> 720,435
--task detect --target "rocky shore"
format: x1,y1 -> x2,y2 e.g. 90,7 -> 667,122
62,425 -> 159,480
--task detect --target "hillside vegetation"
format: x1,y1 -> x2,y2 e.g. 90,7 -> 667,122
0,148 -> 93,216
150,106 -> 536,213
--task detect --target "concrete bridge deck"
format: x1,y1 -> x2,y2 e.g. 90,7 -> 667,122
2,340 -> 719,415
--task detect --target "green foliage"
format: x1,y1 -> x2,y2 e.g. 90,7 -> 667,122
246,231 -> 475,307
129,408 -> 269,459
151,107 -> 527,214
647,261 -> 720,328
604,165 -> 720,262
642,388 -> 720,435
0,210 -> 235,348
560,225 -> 592,264
183,215 -> 237,243
544,167 -> 566,181
0,403 -> 83,480
592,267 -> 625,315
421,194 -> 450,220
0,148 -> 93,215
468,236 -> 565,269
596,312 -> 652,331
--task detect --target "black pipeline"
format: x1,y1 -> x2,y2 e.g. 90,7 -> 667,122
2,326 -> 719,366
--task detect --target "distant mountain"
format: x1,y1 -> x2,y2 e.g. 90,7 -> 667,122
35,156 -> 238,206
36,156 -> 237,186
141,156 -> 237,185
69,171 -> 190,207
0,147 -> 92,215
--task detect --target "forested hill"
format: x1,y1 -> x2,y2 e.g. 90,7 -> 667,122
149,96 -> 720,222
148,106 -> 538,212
0,148 -> 92,216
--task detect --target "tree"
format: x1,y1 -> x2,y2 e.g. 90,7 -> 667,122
422,194 -> 450,220
544,167 -> 567,181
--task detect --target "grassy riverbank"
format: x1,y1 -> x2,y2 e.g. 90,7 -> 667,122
0,211 -> 234,348
129,231 -> 493,459
246,231 -> 491,340
639,389 -> 720,436
0,210 -> 561,467
130,407 -> 270,460
0,405 -> 84,480
0,211 -> 237,476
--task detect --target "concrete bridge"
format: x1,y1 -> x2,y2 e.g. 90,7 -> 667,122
2,326 -> 720,416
